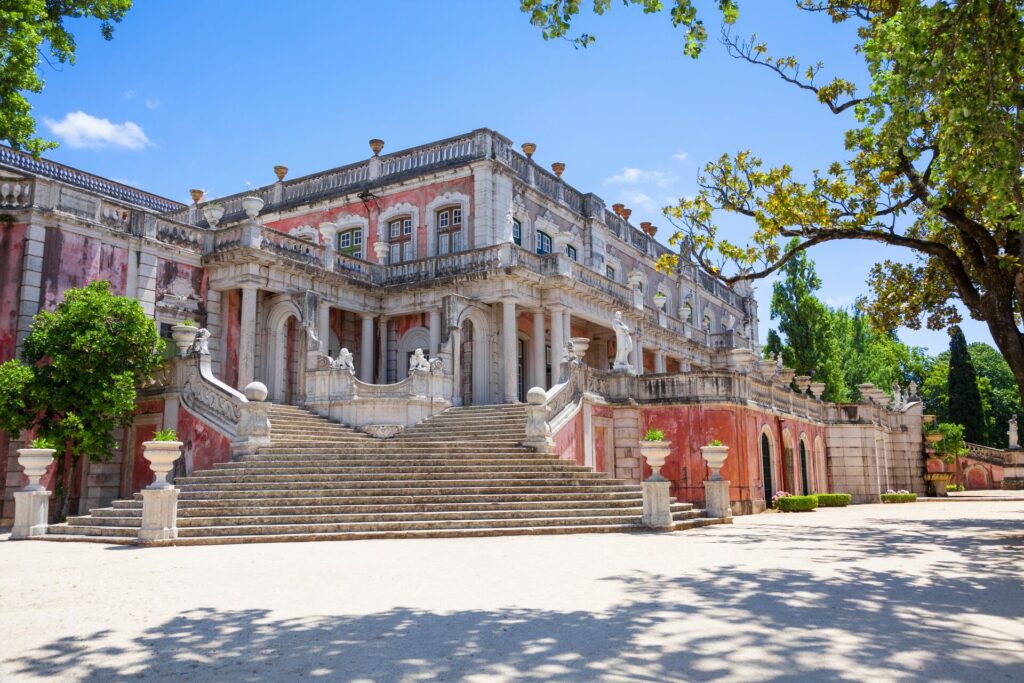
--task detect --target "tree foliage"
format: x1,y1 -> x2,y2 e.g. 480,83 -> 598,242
0,281 -> 160,516
520,0 -> 1024,412
0,0 -> 132,155
947,325 -> 988,443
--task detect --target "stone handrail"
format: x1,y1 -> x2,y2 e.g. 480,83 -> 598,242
1,177 -> 33,208
523,355 -> 586,453
0,144 -> 185,213
174,349 -> 271,456
304,353 -> 452,431
965,442 -> 1006,466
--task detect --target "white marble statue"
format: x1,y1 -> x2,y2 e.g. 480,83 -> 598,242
1009,416 -> 1019,449
612,311 -> 634,371
334,348 -> 355,373
409,348 -> 431,373
187,328 -> 211,356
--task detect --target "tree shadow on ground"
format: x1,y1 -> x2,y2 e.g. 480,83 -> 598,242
6,516 -> 1024,682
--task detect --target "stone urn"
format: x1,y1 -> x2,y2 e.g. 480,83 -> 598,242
521,142 -> 537,159
142,440 -> 183,490
202,203 -> 225,227
700,444 -> 730,481
273,165 -> 288,181
170,324 -> 199,357
551,162 -> 566,178
808,382 -> 826,400
241,195 -> 265,218
639,439 -> 671,481
793,376 -> 811,394
925,432 -> 943,446
16,447 -> 56,492
755,359 -> 777,379
568,337 -> 590,363
777,367 -> 796,386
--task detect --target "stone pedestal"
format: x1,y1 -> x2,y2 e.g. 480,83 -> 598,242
704,479 -> 733,519
139,488 -> 178,544
641,480 -> 673,529
1001,449 -> 1024,490
11,490 -> 51,539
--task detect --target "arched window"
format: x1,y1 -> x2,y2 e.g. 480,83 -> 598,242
761,432 -> 774,506
606,265 -> 616,281
337,226 -> 363,259
536,230 -> 552,255
435,206 -> 463,255
388,215 -> 414,263
799,439 -> 810,494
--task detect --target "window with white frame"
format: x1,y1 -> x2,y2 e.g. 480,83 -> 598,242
388,216 -> 414,263
436,206 -> 463,256
338,227 -> 363,259
536,230 -> 552,255
512,219 -> 522,246
606,265 -> 616,280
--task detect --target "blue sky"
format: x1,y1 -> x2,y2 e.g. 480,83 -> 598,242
25,0 -> 994,356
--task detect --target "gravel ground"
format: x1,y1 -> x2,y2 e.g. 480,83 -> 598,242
1,500 -> 1022,682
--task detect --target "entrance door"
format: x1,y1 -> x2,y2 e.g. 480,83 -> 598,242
517,338 -> 526,402
460,319 -> 474,405
761,433 -> 774,505
799,440 -> 810,494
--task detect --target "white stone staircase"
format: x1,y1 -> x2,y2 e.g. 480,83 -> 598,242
39,404 -> 727,545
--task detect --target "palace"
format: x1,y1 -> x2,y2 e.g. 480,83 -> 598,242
0,129 -> 948,541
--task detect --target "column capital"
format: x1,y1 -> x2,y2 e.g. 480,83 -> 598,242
548,303 -> 565,312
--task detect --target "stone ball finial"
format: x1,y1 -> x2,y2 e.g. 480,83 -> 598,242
527,387 -> 547,405
243,381 -> 269,402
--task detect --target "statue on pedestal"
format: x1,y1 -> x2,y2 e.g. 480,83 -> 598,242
409,348 -> 431,373
612,311 -> 634,372
1009,416 -> 1019,450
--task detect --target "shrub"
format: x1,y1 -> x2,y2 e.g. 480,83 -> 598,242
642,428 -> 665,441
775,495 -> 818,512
707,439 -> 725,447
880,492 -> 917,503
946,484 -> 965,492
813,493 -> 852,507
153,428 -> 178,442
29,436 -> 56,450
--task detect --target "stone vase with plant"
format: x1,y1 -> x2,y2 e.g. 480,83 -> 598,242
142,428 -> 184,490
639,428 -> 671,481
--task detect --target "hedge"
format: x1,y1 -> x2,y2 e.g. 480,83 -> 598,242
813,493 -> 852,507
775,495 -> 819,512
880,492 -> 917,504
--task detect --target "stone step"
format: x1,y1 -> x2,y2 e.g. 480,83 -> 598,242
175,473 -> 617,487
172,484 -> 643,498
230,456 -> 560,466
252,446 -> 533,455
123,489 -> 648,507
99,498 -> 683,518
204,464 -> 595,475
45,523 -> 139,537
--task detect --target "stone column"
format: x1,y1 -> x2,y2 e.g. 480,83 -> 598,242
318,302 -> 330,355
501,298 -> 518,403
654,350 -> 666,374
238,286 -> 258,389
532,310 -> 546,389
360,314 -> 374,382
634,333 -> 645,375
428,309 -> 441,357
451,324 -> 463,406
377,316 -> 389,383
562,312 -> 571,350
550,305 -> 565,384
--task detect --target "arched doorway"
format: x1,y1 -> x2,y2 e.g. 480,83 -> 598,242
397,326 -> 430,380
799,438 -> 810,495
460,319 -> 474,405
761,432 -> 774,506
781,429 -> 794,493
264,298 -> 304,405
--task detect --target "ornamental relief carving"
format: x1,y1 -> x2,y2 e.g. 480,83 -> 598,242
181,372 -> 242,432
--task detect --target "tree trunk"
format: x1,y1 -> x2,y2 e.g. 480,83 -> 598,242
984,314 -> 1024,419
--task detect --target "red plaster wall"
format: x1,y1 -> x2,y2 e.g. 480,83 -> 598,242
41,229 -> 128,309
222,289 -> 241,389
395,313 -> 429,339
0,222 -> 26,363
265,176 -> 475,258
177,408 -> 233,476
553,410 -> 585,465
640,405 -> 828,507
156,258 -> 208,324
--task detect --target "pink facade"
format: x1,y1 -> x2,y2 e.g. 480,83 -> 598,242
41,229 -> 128,308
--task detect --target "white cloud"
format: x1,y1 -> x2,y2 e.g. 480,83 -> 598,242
144,98 -> 161,110
43,111 -> 150,150
671,151 -> 689,162
123,89 -> 136,101
824,295 -> 855,308
603,167 -> 677,189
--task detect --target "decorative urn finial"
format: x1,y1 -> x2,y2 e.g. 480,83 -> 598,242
551,162 -> 565,178
369,139 -> 385,156
621,208 -> 632,221
612,203 -> 625,216
521,142 -> 537,159
274,165 -> 288,182
189,188 -> 204,204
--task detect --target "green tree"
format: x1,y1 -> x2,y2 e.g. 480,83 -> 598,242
521,1 -> 1024,413
947,326 -> 987,443
0,280 -> 160,518
967,343 -> 1023,447
1,0 -> 132,155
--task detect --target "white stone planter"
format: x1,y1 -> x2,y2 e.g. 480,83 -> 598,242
170,325 -> 199,357
569,337 -> 590,362
639,440 -> 671,482
241,195 -> 265,218
809,382 -> 826,400
142,441 -> 183,490
794,376 -> 811,394
700,445 -> 730,481
202,203 -> 225,227
16,448 -> 55,492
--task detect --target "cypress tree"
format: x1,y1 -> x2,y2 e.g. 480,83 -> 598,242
947,326 -> 987,443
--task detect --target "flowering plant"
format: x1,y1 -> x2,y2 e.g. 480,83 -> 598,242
771,491 -> 791,507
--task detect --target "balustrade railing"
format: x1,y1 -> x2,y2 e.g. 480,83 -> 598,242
0,178 -> 33,207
